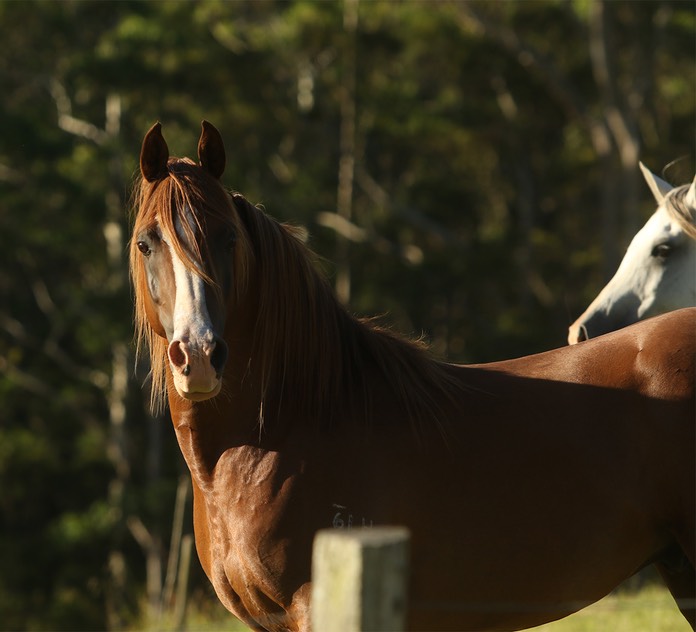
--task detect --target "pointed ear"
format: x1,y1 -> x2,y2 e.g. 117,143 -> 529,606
686,174 -> 696,210
198,120 -> 226,180
140,122 -> 169,182
639,161 -> 673,204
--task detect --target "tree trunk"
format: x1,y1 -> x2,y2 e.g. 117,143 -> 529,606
335,0 -> 359,305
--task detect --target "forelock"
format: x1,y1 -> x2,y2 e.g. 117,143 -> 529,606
664,184 -> 696,239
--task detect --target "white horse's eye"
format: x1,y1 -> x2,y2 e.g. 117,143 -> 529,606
651,243 -> 673,259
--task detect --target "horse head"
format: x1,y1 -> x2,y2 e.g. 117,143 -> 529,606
132,121 -> 242,406
568,163 -> 696,344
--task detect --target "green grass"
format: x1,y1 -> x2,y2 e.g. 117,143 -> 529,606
176,607 -> 248,632
138,584 -> 687,631
531,584 -> 689,632
128,594 -> 247,632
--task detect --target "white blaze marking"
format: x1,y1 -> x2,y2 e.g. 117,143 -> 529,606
169,245 -> 214,343
160,209 -> 215,344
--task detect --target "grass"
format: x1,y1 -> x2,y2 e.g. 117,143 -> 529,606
174,606 -> 248,632
531,584 -> 689,632
138,583 -> 688,631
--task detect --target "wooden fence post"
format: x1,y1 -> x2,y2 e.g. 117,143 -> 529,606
311,527 -> 410,632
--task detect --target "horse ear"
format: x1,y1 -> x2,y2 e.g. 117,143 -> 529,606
686,174 -> 696,210
639,161 -> 673,204
198,120 -> 226,180
140,122 -> 170,182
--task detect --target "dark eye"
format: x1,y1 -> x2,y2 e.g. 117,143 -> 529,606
651,243 -> 672,259
137,240 -> 151,256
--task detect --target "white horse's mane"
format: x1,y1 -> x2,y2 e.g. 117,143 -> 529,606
664,184 -> 696,240
640,161 -> 696,240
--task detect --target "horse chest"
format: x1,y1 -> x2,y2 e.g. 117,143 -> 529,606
195,451 -> 311,630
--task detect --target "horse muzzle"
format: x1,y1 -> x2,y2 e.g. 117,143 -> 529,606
167,335 -> 228,401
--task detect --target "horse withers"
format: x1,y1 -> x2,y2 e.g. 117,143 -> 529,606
568,163 -> 696,344
131,121 -> 695,631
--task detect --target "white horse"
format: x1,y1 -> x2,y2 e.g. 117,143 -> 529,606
568,163 -> 696,344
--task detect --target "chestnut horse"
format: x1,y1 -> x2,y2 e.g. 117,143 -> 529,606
130,121 -> 695,631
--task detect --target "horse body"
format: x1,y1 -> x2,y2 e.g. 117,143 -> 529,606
132,122 -> 695,631
170,311 -> 694,631
568,163 -> 696,344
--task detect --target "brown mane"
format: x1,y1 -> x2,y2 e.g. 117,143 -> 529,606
664,183 -> 696,240
131,159 -> 467,430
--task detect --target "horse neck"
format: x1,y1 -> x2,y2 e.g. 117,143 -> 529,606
237,220 -> 358,430
167,387 -> 270,491
166,286 -> 295,486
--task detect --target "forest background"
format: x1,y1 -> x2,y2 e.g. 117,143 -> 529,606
0,1 -> 694,630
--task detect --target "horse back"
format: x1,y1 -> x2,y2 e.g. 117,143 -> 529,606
462,308 -> 695,535
480,307 -> 695,401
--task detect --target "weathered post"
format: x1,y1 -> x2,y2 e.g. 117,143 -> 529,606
311,527 -> 410,632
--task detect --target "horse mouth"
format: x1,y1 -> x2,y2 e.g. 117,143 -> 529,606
175,381 -> 222,402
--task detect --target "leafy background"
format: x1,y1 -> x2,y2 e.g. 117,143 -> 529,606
0,1 -> 693,629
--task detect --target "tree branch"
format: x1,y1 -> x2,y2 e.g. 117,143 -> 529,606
50,79 -> 109,144
316,211 -> 422,265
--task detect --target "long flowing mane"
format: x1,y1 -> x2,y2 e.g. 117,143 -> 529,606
664,183 -> 696,240
131,160 -> 467,432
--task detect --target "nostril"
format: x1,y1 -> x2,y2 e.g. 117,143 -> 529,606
168,340 -> 188,368
210,338 -> 228,378
577,325 -> 588,343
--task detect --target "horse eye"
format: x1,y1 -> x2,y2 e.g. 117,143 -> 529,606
651,243 -> 672,259
137,240 -> 151,256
